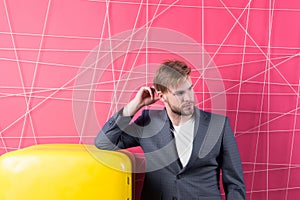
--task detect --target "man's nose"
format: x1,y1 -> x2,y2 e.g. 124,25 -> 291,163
183,90 -> 193,101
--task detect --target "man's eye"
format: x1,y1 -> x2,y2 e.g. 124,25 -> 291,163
176,92 -> 185,96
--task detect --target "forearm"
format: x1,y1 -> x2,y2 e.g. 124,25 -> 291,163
123,86 -> 158,117
95,86 -> 157,149
123,98 -> 143,117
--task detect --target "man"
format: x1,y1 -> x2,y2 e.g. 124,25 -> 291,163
95,60 -> 246,200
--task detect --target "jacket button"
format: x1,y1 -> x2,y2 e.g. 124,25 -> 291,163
176,175 -> 181,179
172,197 -> 177,200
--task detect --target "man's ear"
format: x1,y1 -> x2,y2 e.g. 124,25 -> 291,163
156,91 -> 166,102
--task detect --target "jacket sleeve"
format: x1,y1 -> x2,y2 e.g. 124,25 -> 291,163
94,108 -> 140,150
221,117 -> 246,200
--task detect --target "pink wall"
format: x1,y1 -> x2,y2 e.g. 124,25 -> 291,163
0,0 -> 299,199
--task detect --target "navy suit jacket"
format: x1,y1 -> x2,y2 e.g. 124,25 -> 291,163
95,108 -> 246,200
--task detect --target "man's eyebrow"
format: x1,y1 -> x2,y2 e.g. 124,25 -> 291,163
174,84 -> 194,93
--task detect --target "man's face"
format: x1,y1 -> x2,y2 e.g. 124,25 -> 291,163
163,76 -> 195,116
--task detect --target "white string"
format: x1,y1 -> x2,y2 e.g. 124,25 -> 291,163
0,2 -> 299,198
78,0 -> 112,143
285,80 -> 300,200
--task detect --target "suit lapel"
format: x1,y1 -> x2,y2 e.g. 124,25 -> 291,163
145,109 -> 182,173
162,112 -> 184,173
180,109 -> 226,172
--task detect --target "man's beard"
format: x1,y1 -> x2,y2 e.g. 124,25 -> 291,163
169,102 -> 195,116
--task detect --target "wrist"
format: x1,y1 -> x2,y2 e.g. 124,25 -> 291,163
123,99 -> 142,117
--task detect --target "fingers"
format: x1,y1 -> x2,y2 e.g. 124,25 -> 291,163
149,87 -> 156,100
140,86 -> 155,99
138,86 -> 159,105
151,87 -> 160,101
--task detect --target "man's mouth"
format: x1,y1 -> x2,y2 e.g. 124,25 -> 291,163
182,102 -> 194,109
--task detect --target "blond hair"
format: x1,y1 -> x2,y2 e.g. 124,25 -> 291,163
153,60 -> 191,93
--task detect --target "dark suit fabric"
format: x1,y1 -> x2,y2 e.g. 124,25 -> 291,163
95,108 -> 246,200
